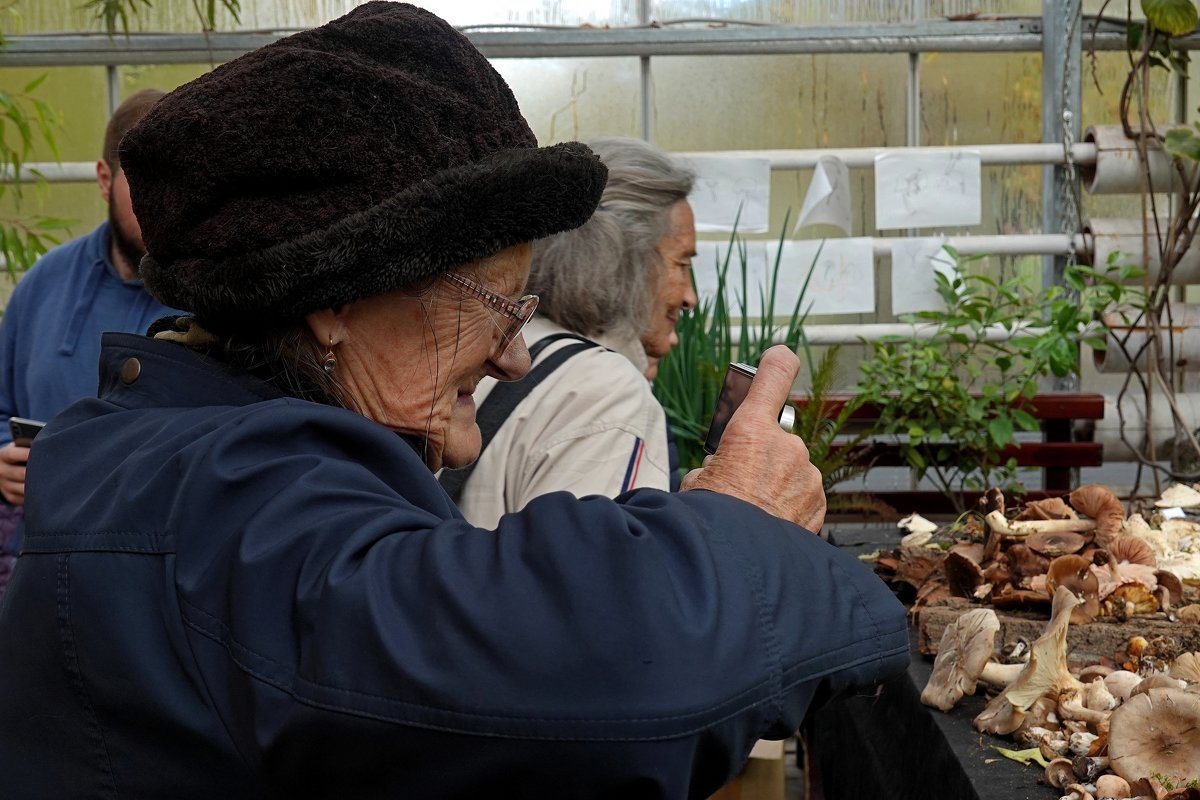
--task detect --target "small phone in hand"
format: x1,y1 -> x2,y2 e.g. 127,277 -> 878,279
703,363 -> 796,455
8,417 -> 46,447
704,363 -> 757,455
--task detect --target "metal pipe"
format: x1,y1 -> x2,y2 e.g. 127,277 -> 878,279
1096,304 -> 1200,373
732,322 -> 1048,346
674,143 -> 1097,169
3,20 -> 1197,67
1085,218 -> 1200,284
879,233 -> 1088,257
1093,391 -> 1200,462
10,143 -> 1099,184
1080,125 -> 1188,194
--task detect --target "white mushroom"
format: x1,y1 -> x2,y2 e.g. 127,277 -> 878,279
1104,670 -> 1142,703
1082,678 -> 1118,712
1155,482 -> 1200,508
899,512 -> 939,535
986,510 -> 1098,538
1068,730 -> 1100,755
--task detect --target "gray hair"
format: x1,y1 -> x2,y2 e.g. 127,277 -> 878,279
529,137 -> 694,343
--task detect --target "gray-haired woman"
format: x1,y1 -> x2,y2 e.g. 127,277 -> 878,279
448,137 -> 698,526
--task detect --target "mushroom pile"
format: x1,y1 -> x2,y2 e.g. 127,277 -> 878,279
921,588 -> 1200,800
875,484 -> 1200,623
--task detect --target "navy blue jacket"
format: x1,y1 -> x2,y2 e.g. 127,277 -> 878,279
0,333 -> 908,799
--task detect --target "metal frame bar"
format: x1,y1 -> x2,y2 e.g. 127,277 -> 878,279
11,143 -> 1099,184
1,18 -> 1194,67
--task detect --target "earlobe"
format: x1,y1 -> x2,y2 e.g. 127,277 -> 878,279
305,307 -> 349,347
96,160 -> 112,203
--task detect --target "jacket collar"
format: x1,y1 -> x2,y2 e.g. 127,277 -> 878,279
98,331 -> 286,410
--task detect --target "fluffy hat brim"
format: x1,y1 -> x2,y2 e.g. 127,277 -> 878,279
141,141 -> 606,332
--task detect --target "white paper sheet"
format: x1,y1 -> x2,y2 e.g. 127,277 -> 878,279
796,155 -> 852,233
681,156 -> 771,233
874,149 -> 982,230
774,238 -> 876,316
692,239 -> 769,317
890,237 -> 957,314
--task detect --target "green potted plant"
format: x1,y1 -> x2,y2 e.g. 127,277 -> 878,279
854,250 -> 1137,511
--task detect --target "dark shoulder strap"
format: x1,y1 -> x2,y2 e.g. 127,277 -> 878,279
438,334 -> 600,503
527,332 -> 596,361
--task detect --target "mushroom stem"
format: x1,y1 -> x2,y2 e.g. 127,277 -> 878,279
985,511 -> 1098,538
1059,690 -> 1110,728
979,661 -> 1026,688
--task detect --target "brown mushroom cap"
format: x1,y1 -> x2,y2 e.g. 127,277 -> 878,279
1108,687 -> 1200,784
1016,497 -> 1079,521
1007,543 -> 1052,578
944,550 -> 986,598
920,608 -> 1000,712
1129,775 -> 1170,800
1027,530 -> 1088,557
1078,664 -> 1115,684
1070,484 -> 1126,548
1094,774 -> 1132,799
1170,652 -> 1200,685
1163,788 -> 1200,799
1046,554 -> 1102,623
1110,537 -> 1157,567
1045,757 -> 1076,789
1157,570 -> 1185,607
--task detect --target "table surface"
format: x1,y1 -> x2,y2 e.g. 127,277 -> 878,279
809,524 -> 1059,800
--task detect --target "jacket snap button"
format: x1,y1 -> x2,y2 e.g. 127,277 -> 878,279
120,358 -> 142,384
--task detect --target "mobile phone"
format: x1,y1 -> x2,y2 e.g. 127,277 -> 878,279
703,363 -> 797,455
8,417 -> 45,447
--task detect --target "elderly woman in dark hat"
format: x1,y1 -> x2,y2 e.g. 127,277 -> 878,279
0,4 -> 907,798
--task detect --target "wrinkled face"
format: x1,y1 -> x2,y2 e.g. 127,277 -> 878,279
641,200 -> 698,377
312,243 -> 534,472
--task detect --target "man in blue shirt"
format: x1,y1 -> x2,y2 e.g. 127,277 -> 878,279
0,89 -> 179,584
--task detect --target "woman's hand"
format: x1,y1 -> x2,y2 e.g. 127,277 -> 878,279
680,345 -> 825,533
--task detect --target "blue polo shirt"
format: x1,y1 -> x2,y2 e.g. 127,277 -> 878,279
0,222 -> 180,444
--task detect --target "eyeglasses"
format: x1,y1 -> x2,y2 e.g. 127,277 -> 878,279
441,272 -> 539,355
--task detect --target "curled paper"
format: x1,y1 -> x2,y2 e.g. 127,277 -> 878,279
796,155 -> 852,234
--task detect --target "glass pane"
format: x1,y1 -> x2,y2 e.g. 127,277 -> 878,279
653,0 -> 1043,23
12,1 -> 637,33
118,64 -> 212,98
414,1 -> 638,26
920,53 -> 1043,147
498,57 -> 642,144
653,53 -> 907,150
0,66 -> 107,162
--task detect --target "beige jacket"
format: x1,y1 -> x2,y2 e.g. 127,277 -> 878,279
455,317 -> 670,528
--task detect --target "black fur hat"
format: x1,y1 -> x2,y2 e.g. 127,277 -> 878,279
120,1 -> 606,333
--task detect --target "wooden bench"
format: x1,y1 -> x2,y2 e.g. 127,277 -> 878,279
788,392 -> 1106,515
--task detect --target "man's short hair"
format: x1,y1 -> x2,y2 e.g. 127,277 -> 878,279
102,88 -> 166,170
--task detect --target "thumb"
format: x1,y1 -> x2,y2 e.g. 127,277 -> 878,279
734,345 -> 800,423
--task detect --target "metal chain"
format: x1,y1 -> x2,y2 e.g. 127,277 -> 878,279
1058,0 -> 1083,270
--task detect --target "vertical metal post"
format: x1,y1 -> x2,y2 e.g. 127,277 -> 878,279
906,0 -> 922,147
1040,0 -> 1081,293
106,64 -> 120,118
906,53 -> 920,147
638,0 -> 652,141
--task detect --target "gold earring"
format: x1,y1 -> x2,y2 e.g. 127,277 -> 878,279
323,336 -> 337,375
